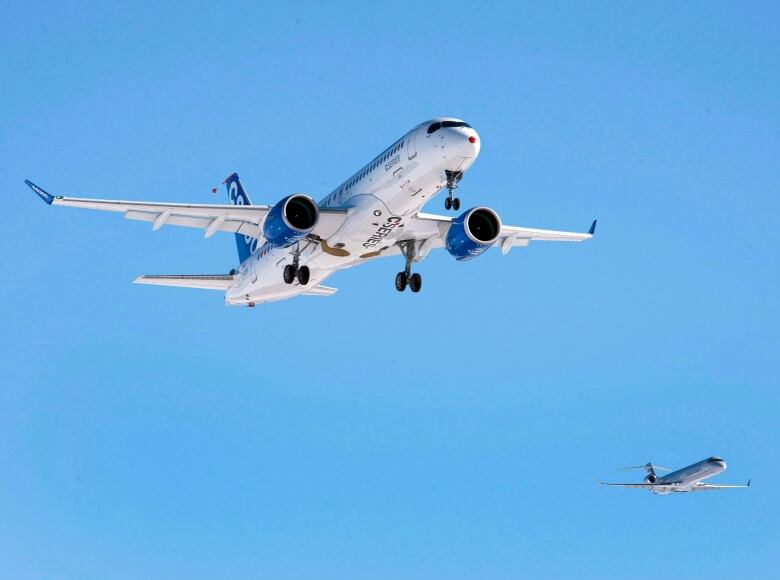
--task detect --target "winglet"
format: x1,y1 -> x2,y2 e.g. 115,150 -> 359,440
748,479 -> 751,487
587,219 -> 597,235
25,180 -> 56,205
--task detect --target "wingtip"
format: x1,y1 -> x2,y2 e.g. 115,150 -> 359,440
25,179 -> 56,205
748,479 -> 751,487
588,219 -> 597,235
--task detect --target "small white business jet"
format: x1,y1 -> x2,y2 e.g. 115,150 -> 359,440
600,457 -> 751,494
27,118 -> 595,306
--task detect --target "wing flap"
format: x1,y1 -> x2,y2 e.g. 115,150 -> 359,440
124,210 -> 262,237
302,284 -> 338,296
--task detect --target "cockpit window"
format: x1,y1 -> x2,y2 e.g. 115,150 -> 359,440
427,121 -> 471,134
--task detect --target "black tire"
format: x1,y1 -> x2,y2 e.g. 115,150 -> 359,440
444,197 -> 452,210
452,197 -> 461,211
297,265 -> 310,285
409,272 -> 422,293
395,271 -> 407,292
283,264 -> 295,284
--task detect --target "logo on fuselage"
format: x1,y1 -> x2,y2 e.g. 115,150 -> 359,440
384,155 -> 400,172
363,216 -> 402,248
229,181 -> 257,251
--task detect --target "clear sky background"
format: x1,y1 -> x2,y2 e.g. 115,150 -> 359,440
1,2 -> 778,578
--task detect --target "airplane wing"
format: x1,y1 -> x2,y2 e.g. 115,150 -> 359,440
134,274 -> 237,290
690,480 -> 751,492
599,482 -> 669,489
25,180 -> 349,240
393,212 -> 596,258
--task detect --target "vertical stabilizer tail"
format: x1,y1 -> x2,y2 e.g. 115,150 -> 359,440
224,173 -> 257,262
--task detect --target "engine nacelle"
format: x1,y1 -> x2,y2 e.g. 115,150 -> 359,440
262,194 -> 319,248
445,207 -> 502,261
644,474 -> 657,484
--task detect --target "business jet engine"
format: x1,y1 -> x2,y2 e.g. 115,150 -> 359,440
644,474 -> 658,484
262,194 -> 319,248
445,207 -> 502,260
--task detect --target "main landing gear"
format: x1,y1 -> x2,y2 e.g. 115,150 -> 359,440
283,264 -> 309,285
395,240 -> 422,293
283,244 -> 310,285
444,170 -> 463,211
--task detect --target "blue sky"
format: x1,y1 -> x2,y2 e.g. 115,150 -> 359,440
1,1 -> 778,577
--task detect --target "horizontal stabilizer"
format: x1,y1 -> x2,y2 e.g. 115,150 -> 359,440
134,274 -> 237,290
302,284 -> 337,296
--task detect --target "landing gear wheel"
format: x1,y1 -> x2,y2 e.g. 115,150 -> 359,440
297,265 -> 310,285
452,198 -> 460,211
409,272 -> 422,293
283,264 -> 296,284
395,272 -> 408,292
444,197 -> 452,210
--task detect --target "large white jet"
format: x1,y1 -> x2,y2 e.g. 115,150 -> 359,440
600,457 -> 751,494
27,118 -> 596,306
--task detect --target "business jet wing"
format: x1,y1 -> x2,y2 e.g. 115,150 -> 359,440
134,274 -> 237,290
598,482 -> 672,490
396,212 -> 596,257
25,180 -> 349,240
690,481 -> 751,491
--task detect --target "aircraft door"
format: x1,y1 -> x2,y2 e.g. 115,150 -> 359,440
407,128 -> 418,160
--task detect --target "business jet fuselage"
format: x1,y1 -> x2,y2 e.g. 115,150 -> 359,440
601,457 -> 750,494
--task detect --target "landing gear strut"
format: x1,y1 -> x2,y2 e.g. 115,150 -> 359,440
444,170 -> 463,211
395,240 -> 422,293
282,243 -> 311,285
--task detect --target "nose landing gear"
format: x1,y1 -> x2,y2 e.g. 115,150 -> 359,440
395,240 -> 423,293
444,170 -> 463,211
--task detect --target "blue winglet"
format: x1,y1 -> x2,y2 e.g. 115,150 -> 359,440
25,180 -> 56,205
588,219 -> 597,235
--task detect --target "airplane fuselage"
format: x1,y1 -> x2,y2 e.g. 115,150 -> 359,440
225,118 -> 480,305
651,456 -> 727,494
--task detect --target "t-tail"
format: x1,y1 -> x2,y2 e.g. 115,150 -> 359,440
224,173 -> 257,262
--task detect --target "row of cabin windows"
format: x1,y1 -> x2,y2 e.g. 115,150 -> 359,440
344,140 -> 404,191
427,120 -> 471,134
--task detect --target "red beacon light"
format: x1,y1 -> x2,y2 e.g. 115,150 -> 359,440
468,136 -> 477,143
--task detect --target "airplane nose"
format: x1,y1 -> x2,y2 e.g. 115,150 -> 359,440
456,128 -> 480,158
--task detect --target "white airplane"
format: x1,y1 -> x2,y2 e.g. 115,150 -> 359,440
26,118 -> 596,306
600,457 -> 751,494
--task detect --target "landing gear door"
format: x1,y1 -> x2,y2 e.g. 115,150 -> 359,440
407,128 -> 417,160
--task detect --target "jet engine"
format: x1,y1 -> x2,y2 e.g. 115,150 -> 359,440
644,474 -> 657,484
445,207 -> 502,261
262,194 -> 319,248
